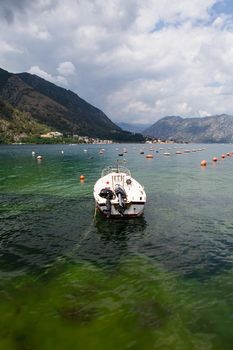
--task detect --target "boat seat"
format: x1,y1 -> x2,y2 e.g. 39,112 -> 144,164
111,174 -> 125,188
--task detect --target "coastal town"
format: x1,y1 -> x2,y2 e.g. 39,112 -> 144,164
38,131 -> 179,145
39,131 -> 113,144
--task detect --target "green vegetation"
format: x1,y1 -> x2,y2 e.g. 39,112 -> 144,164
0,97 -> 49,144
0,257 -> 232,350
20,136 -> 83,144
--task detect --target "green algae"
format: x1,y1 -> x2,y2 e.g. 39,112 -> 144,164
0,257 -> 232,350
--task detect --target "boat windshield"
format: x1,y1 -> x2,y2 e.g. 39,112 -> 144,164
101,165 -> 131,177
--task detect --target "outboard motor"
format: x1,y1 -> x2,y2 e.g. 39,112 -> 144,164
114,184 -> 127,216
99,188 -> 115,218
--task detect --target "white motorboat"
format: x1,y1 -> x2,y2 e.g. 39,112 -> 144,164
94,165 -> 146,218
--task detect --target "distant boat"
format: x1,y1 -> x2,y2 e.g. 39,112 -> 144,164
94,165 -> 146,218
118,153 -> 123,156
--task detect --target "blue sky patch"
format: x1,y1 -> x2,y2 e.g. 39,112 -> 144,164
213,0 -> 233,15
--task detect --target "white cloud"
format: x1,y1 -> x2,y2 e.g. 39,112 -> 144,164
1,0 -> 233,124
28,66 -> 68,86
57,61 -> 75,76
0,40 -> 21,53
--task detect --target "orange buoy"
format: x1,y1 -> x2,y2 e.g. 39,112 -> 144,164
212,157 -> 218,162
146,154 -> 154,159
221,154 -> 225,159
201,160 -> 207,166
80,175 -> 85,181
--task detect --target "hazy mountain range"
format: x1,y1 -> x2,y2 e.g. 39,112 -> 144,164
116,122 -> 151,133
143,115 -> 233,143
0,67 -> 143,143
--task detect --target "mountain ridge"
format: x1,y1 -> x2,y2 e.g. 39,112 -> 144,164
0,67 -> 143,142
143,114 -> 233,143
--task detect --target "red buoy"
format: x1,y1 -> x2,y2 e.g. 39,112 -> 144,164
80,175 -> 85,181
146,154 -> 154,159
201,160 -> 207,166
212,157 -> 218,162
221,154 -> 225,159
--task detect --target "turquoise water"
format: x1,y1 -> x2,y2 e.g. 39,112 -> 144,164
0,144 -> 233,349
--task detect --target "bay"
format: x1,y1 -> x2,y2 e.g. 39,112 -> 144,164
0,143 -> 233,350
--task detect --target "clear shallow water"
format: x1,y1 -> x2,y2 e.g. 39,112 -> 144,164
0,144 -> 233,349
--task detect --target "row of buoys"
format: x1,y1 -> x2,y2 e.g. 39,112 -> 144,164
201,151 -> 233,166
145,148 -> 205,159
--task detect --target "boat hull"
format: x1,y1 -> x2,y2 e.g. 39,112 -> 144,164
95,201 -> 145,218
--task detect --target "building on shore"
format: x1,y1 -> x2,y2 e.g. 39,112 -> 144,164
40,131 -> 63,138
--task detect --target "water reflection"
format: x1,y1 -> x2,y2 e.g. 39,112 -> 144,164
94,215 -> 147,240
70,215 -> 147,269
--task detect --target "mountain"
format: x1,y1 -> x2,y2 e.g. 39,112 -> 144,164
0,68 -> 143,142
143,115 -> 233,143
0,97 -> 49,143
116,122 -> 151,133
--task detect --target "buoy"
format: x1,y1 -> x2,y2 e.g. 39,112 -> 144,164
212,157 -> 218,162
80,175 -> 85,181
61,150 -> 64,154
226,152 -> 230,156
146,154 -> 153,159
201,160 -> 207,166
221,154 -> 225,159
164,152 -> 170,156
36,155 -> 43,160
32,151 -> 35,156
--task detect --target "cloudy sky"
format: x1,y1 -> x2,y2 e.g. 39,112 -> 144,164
1,0 -> 233,124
